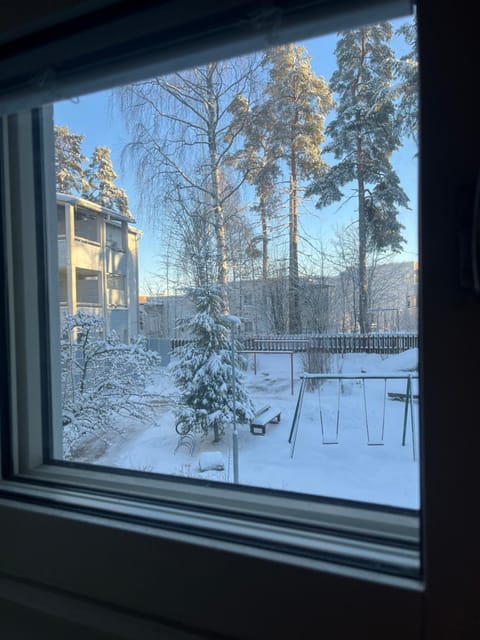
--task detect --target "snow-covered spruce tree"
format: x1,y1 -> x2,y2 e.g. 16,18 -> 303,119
172,286 -> 254,443
61,311 -> 160,459
54,125 -> 87,194
83,146 -> 131,216
306,24 -> 409,333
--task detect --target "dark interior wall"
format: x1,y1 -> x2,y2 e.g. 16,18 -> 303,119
0,0 -> 119,45
0,600 -> 117,640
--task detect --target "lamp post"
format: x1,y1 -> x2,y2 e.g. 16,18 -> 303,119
224,314 -> 240,484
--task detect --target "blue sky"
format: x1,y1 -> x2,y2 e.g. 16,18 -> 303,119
54,16 -> 417,293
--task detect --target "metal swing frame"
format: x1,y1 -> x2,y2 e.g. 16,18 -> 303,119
288,373 -> 418,460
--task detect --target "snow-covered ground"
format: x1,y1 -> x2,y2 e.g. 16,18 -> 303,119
86,349 -> 419,509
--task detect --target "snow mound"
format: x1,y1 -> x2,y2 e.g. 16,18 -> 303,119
389,348 -> 418,371
198,451 -> 225,472
341,348 -> 418,375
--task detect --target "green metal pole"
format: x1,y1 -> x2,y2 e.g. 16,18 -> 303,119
401,375 -> 411,447
231,325 -> 239,484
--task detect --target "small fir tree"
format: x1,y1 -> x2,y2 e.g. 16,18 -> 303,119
83,146 -> 131,216
172,286 -> 254,443
54,125 -> 87,194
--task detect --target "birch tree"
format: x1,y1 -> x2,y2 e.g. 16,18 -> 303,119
117,58 -> 259,307
61,311 -> 160,459
307,24 -> 408,333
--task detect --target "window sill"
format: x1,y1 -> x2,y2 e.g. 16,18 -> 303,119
0,469 -> 423,639
1,463 -> 421,584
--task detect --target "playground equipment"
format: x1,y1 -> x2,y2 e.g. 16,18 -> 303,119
288,373 -> 418,460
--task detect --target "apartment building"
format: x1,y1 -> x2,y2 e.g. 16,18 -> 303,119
56,193 -> 140,341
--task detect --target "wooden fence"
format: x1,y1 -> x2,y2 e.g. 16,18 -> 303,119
169,333 -> 418,355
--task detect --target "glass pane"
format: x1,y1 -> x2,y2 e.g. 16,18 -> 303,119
52,15 -> 419,508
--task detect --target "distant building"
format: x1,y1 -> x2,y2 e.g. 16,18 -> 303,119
139,262 -> 418,339
56,194 -> 141,342
329,261 -> 418,333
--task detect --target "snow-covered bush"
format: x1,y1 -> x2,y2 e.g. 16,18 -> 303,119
172,286 -> 254,442
61,311 -> 160,459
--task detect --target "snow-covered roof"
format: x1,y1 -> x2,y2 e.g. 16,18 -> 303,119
56,192 -> 137,226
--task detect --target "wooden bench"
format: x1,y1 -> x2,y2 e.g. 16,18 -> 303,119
250,404 -> 281,435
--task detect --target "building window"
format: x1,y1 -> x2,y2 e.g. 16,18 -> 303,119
106,222 -> 124,250
76,268 -> 100,304
74,208 -> 99,243
243,320 -> 253,333
58,269 -> 67,303
107,273 -> 126,306
407,294 -> 417,308
57,204 -> 66,236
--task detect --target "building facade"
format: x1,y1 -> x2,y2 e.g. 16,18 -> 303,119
139,262 -> 418,340
57,194 -> 140,342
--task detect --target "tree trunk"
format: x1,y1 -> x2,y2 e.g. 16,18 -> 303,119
288,149 -> 301,333
357,138 -> 368,333
206,65 -> 229,312
260,192 -> 269,280
356,32 -> 368,334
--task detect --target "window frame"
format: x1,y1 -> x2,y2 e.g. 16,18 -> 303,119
0,0 -> 478,638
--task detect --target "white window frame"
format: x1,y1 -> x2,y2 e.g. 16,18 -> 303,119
0,0 -> 478,638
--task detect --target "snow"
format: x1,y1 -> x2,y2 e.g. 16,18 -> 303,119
88,348 -> 420,509
223,314 -> 242,326
198,451 -> 225,471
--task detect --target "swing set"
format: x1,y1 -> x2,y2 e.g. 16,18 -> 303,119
288,373 -> 419,460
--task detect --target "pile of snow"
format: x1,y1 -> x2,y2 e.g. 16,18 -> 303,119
198,451 -> 225,472
340,348 -> 418,374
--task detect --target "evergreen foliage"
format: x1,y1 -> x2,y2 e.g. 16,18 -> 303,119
172,286 -> 254,443
395,19 -> 419,144
83,145 -> 131,216
54,125 -> 130,216
306,23 -> 409,332
256,45 -> 334,332
54,125 -> 87,194
227,93 -> 283,280
61,311 -> 160,459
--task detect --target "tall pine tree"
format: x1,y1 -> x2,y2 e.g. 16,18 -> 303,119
395,18 -> 419,145
260,45 -> 333,333
172,286 -> 254,443
54,125 -> 87,194
227,94 -> 282,280
307,24 -> 408,333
